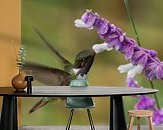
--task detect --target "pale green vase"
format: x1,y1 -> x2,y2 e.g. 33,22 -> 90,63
66,79 -> 94,108
69,79 -> 88,87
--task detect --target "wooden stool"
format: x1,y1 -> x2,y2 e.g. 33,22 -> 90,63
128,110 -> 154,130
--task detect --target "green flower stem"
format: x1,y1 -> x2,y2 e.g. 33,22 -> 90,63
124,0 -> 141,47
124,0 -> 161,109
149,81 -> 161,109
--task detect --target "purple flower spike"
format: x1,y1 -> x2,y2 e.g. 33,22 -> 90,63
75,10 -> 163,81
75,10 -> 163,125
153,109 -> 163,125
134,96 -> 155,110
81,9 -> 98,28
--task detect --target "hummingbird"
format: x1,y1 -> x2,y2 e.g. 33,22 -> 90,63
23,27 -> 96,113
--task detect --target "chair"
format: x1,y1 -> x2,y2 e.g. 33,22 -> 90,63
128,110 -> 154,130
65,79 -> 95,130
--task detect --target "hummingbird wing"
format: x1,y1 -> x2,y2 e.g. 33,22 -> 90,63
23,62 -> 72,86
33,27 -> 72,72
24,28 -> 74,114
23,62 -> 72,113
74,49 -> 96,77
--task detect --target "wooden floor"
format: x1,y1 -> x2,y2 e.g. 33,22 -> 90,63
19,125 -> 163,130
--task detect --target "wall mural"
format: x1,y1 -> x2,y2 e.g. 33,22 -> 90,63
21,0 -> 163,125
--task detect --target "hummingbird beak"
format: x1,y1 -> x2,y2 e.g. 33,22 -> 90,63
71,68 -> 80,75
71,68 -> 87,79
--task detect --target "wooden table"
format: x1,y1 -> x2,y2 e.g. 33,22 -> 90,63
0,86 -> 158,130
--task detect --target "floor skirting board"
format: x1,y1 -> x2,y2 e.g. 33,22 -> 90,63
19,125 -> 163,130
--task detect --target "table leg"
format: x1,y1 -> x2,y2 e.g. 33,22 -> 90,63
0,96 -> 18,130
110,96 -> 127,130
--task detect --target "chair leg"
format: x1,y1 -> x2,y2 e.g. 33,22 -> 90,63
87,109 -> 95,130
137,117 -> 140,130
148,117 -> 154,130
128,116 -> 134,130
66,109 -> 74,130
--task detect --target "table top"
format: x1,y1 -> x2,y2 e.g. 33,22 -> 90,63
0,86 -> 158,97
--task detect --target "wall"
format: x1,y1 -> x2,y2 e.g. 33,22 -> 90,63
0,0 -> 21,125
0,0 -> 21,86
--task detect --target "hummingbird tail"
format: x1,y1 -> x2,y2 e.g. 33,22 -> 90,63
29,97 -> 52,114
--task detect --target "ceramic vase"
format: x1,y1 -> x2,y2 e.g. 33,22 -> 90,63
11,70 -> 27,91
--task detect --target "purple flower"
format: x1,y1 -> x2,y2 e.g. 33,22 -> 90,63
134,96 -> 155,110
119,37 -> 137,60
95,18 -> 110,35
144,61 -> 158,80
107,37 -> 122,50
144,60 -> 163,80
131,48 -> 148,67
145,49 -> 158,58
106,28 -> 125,50
155,63 -> 163,79
126,76 -> 140,88
98,23 -> 117,41
81,9 -> 98,28
118,63 -> 144,78
153,109 -> 163,125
